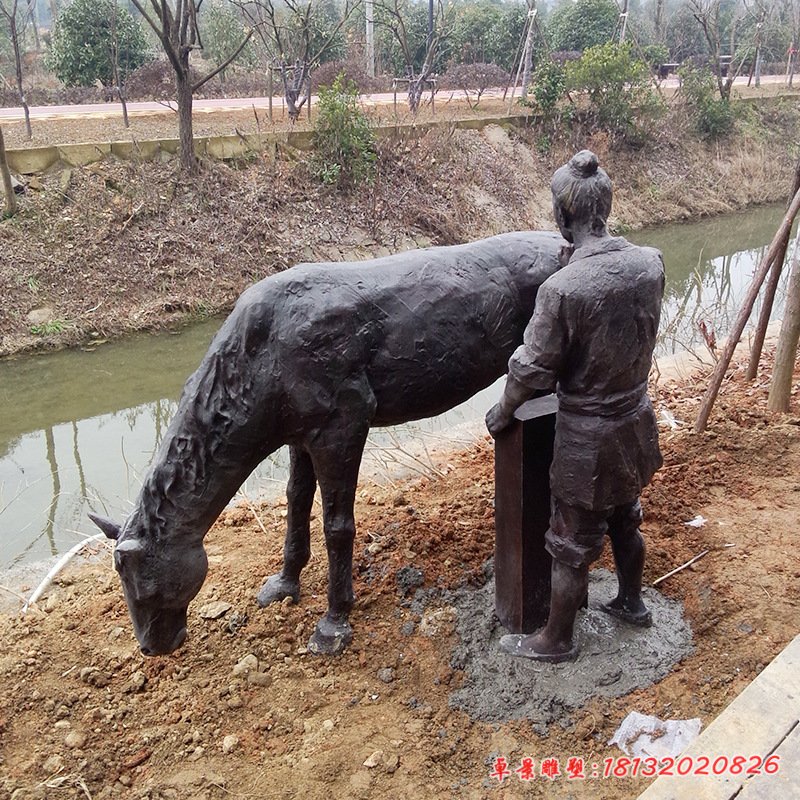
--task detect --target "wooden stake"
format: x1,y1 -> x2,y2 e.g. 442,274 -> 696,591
694,183 -> 800,432
767,236 -> 800,412
746,160 -> 800,380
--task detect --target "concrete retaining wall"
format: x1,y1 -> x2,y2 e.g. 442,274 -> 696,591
5,114 -> 530,175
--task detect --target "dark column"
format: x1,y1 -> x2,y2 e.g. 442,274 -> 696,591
493,394 -> 557,634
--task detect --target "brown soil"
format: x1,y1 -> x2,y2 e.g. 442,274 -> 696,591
2,100 -> 798,359
1,351 -> 799,800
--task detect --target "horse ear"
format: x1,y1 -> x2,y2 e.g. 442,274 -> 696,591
89,513 -> 122,541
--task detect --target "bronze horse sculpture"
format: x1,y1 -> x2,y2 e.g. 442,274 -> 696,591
90,231 -> 564,656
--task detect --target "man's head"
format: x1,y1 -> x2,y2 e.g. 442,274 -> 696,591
551,150 -> 612,243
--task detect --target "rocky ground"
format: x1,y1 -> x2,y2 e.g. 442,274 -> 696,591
1,350 -> 799,799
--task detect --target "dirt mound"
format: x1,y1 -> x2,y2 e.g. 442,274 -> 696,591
2,352 -> 800,799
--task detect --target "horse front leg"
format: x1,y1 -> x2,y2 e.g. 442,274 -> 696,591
306,429 -> 367,655
257,446 -> 316,607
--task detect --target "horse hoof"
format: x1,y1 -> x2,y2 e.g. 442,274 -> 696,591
307,615 -> 353,656
256,574 -> 300,607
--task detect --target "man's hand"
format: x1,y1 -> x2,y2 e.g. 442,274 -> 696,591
486,403 -> 514,438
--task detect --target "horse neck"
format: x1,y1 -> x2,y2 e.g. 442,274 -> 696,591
136,351 -> 280,546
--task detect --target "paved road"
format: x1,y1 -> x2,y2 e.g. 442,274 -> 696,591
0,74 -> 793,122
0,91 -> 409,121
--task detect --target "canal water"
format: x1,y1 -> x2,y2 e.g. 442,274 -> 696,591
1,205 -> 797,575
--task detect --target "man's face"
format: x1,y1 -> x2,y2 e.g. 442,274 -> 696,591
552,199 -> 573,244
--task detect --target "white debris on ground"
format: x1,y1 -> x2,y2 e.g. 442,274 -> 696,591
609,711 -> 702,760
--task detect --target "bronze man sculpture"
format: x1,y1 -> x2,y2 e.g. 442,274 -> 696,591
486,151 -> 664,663
89,232 -> 564,657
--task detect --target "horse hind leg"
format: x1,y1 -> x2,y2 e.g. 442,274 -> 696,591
257,446 -> 316,607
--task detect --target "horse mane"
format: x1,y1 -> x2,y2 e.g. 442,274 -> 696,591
136,326 -> 264,543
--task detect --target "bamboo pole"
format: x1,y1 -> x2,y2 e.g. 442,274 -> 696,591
694,184 -> 800,432
746,161 -> 800,380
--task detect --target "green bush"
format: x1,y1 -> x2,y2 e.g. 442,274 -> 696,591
199,0 -> 257,80
46,0 -> 149,88
531,59 -> 566,118
311,74 -> 377,190
547,0 -> 618,52
566,42 -> 665,145
677,63 -> 736,140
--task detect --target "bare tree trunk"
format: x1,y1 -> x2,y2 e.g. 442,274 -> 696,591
408,76 -> 425,112
26,0 -> 38,50
365,0 -> 374,78
176,70 -> 196,172
694,185 -> 800,432
9,13 -> 32,139
119,87 -> 130,128
117,70 -> 130,128
0,125 -> 17,217
654,0 -> 664,42
768,241 -> 800,412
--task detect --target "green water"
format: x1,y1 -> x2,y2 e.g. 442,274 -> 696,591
1,204 -> 796,573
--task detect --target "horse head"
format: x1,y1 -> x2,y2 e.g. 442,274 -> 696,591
90,513 -> 208,656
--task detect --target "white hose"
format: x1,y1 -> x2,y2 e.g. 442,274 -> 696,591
22,533 -> 109,614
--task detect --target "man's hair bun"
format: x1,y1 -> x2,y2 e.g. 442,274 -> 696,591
569,150 -> 599,178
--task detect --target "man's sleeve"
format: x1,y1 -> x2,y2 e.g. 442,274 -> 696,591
507,281 -> 567,394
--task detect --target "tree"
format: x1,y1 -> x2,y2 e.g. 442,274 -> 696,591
490,2 -> 530,72
665,1 -> 710,61
687,0 -> 750,101
441,61 -> 510,108
234,0 -> 356,121
128,0 -> 254,171
449,1 -> 502,65
374,0 -> 453,112
47,0 -> 149,87
547,0 -> 618,52
0,0 -> 32,139
47,0 -> 149,126
200,0 -> 257,83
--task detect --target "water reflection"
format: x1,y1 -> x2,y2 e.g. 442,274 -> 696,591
629,204 -> 798,355
1,205 -> 797,572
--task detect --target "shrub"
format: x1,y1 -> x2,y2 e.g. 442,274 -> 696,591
531,59 -> 566,118
311,74 -> 377,190
566,42 -> 665,146
440,62 -> 510,108
677,62 -> 736,140
46,0 -> 149,88
311,58 -> 385,94
124,59 -> 183,101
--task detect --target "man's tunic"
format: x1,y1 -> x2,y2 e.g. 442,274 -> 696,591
507,236 -> 665,511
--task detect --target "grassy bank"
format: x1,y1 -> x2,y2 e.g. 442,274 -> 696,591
1,97 -> 798,359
